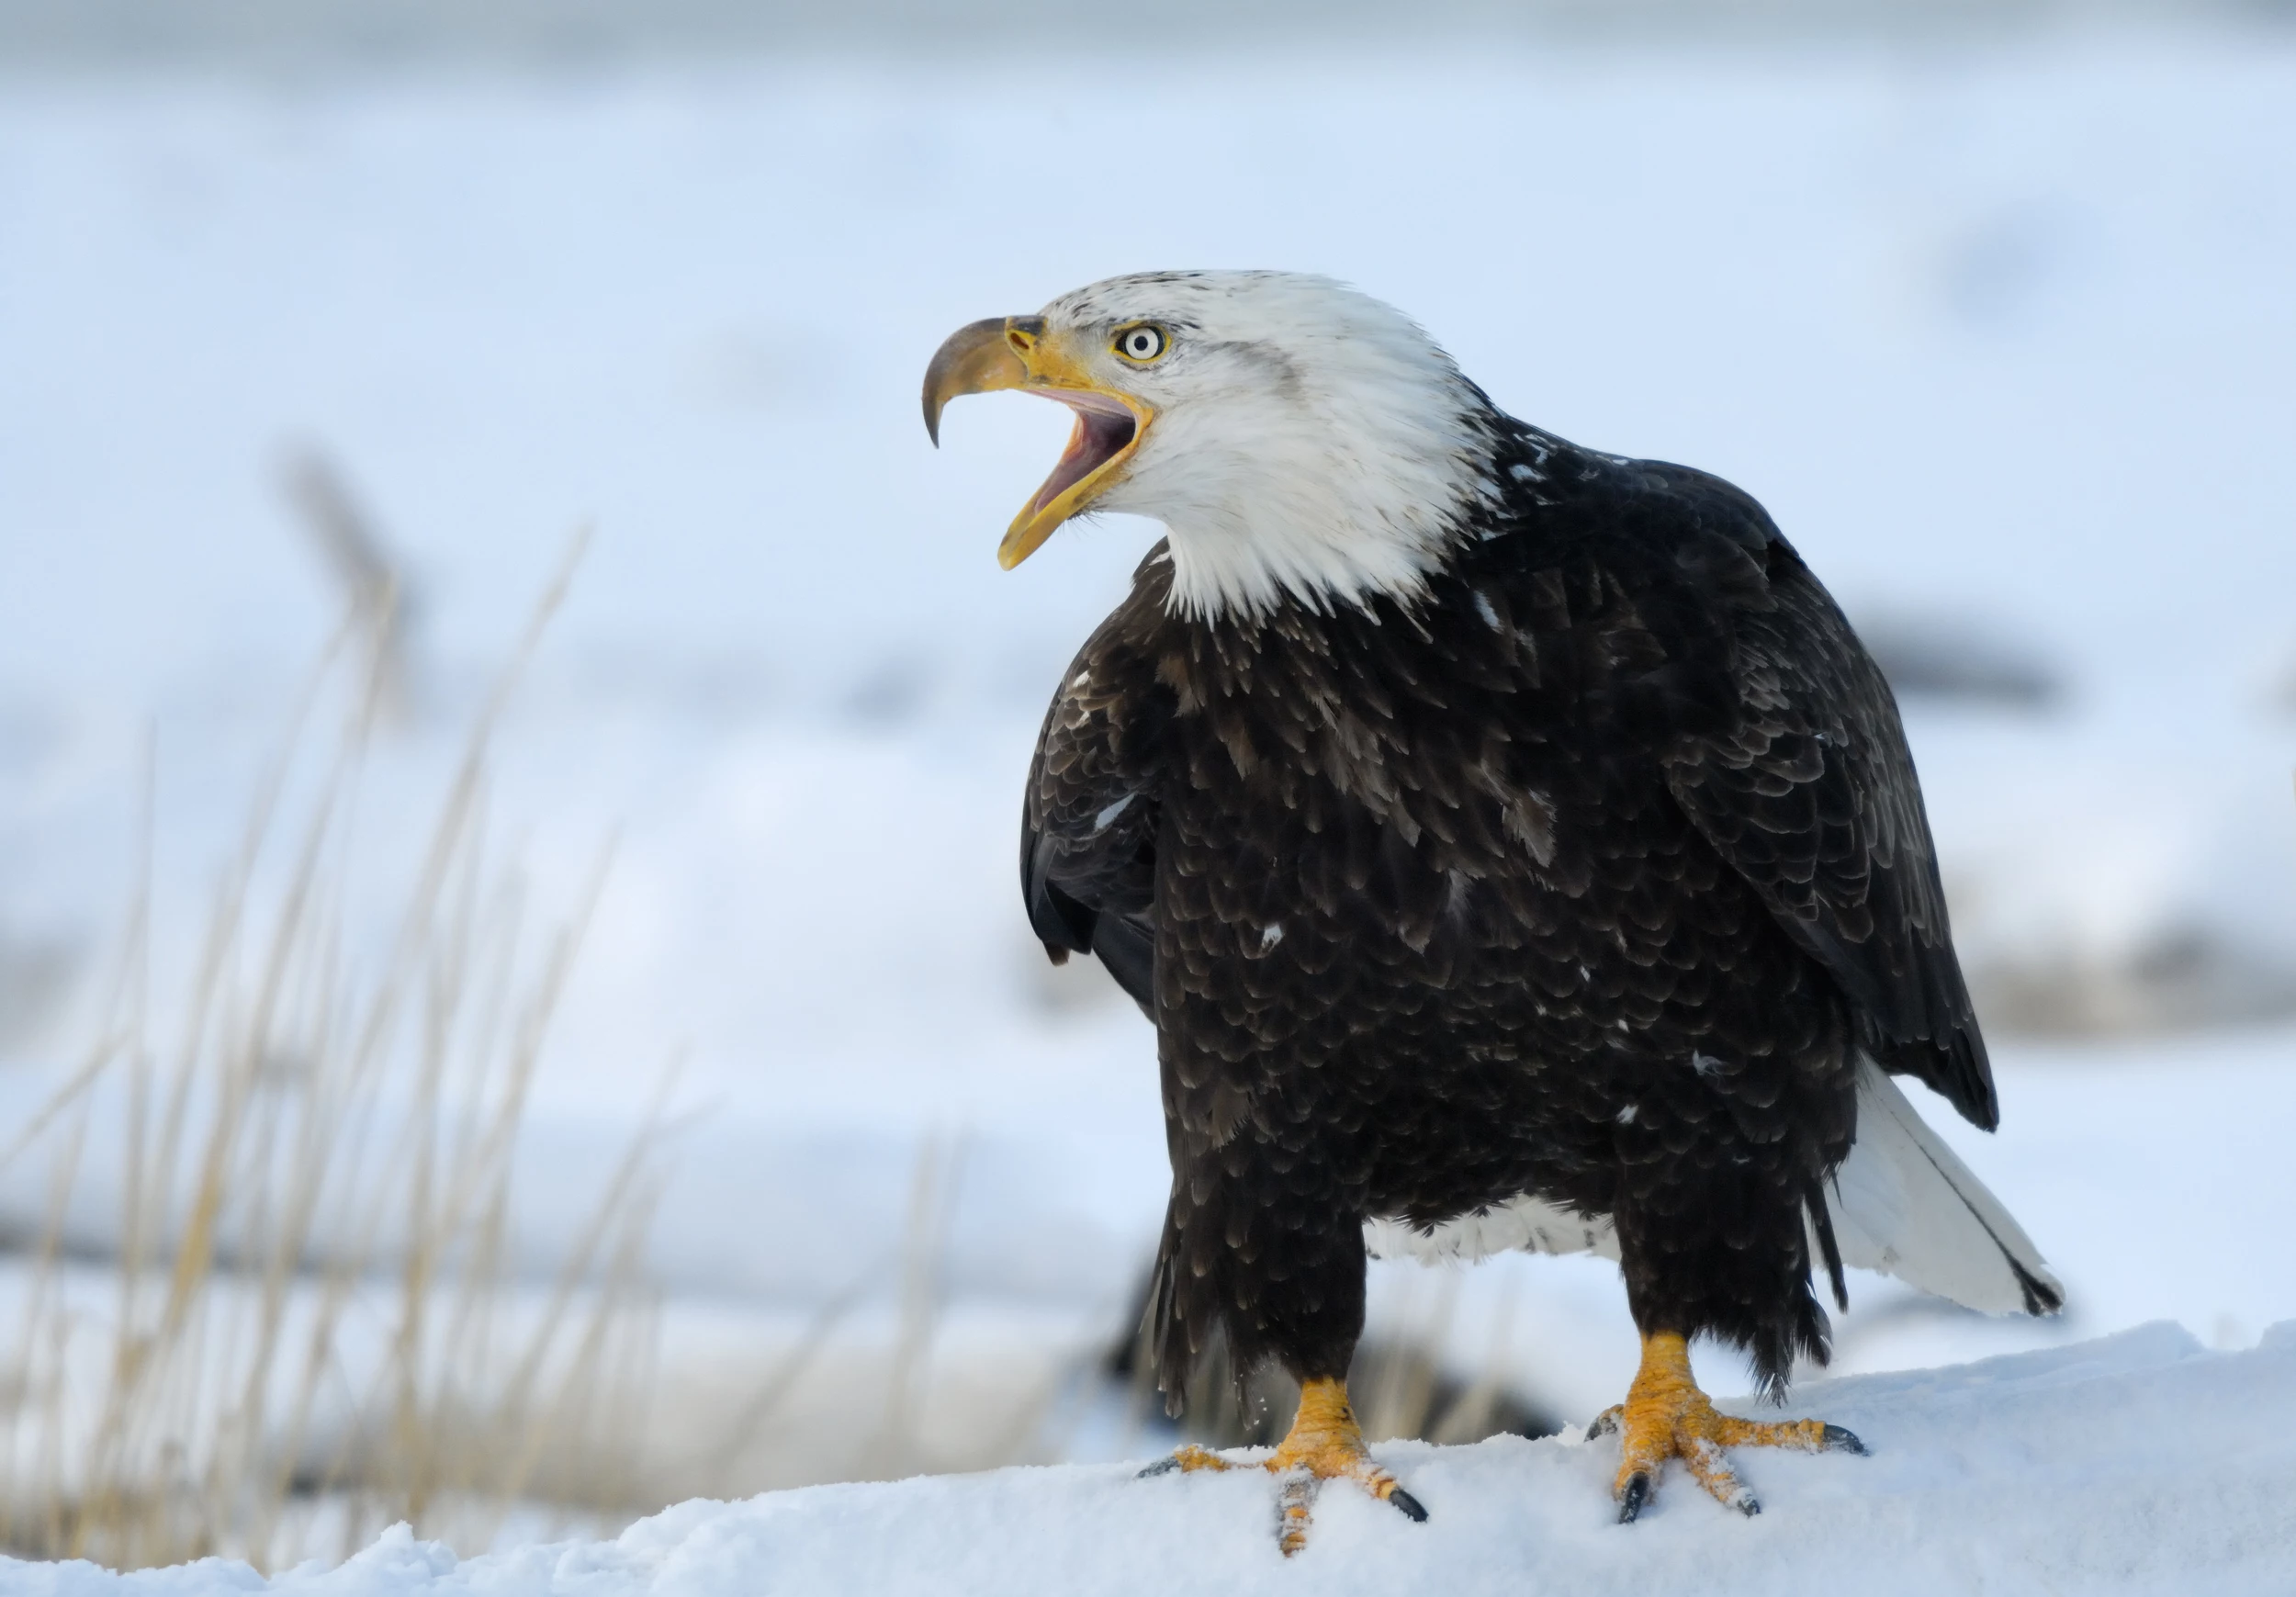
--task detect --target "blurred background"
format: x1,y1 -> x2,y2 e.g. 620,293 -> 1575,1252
0,0 -> 2292,1570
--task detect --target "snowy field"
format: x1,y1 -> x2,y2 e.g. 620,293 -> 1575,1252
1,11 -> 2294,1579
14,1322 -> 2296,1595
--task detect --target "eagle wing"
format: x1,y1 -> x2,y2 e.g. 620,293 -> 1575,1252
1020,555 -> 1170,1013
1618,464 -> 1998,1129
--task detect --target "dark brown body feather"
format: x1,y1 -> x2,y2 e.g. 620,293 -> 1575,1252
1021,421 -> 1994,1408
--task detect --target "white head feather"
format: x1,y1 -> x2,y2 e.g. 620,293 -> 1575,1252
1037,272 -> 1501,622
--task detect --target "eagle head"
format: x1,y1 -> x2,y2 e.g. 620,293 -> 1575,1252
924,271 -> 1501,621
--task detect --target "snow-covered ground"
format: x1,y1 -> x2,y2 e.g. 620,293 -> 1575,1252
1,12 -> 2294,1568
13,1321 -> 2296,1595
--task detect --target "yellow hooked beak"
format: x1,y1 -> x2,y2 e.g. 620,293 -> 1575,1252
922,316 -> 1154,569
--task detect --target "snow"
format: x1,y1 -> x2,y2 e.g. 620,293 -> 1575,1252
10,1321 -> 2296,1596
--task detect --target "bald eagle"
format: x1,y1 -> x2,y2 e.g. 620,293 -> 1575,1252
924,272 -> 2059,1551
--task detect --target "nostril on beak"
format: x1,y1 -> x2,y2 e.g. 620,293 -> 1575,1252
1005,315 -> 1046,357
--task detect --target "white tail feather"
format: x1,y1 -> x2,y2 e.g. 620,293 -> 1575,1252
1819,1053 -> 2063,1316
1366,1053 -> 2061,1321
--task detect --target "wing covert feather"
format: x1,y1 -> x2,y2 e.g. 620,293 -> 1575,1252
1501,460 -> 1999,1129
1021,553 -> 1172,1012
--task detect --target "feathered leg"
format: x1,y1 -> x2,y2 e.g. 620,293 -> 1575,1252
1137,1175 -> 1424,1555
1599,1043 -> 1863,1519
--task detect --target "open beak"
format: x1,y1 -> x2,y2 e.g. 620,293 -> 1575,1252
922,316 -> 1154,568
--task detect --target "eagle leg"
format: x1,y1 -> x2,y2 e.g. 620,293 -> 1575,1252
1590,1333 -> 1865,1523
1137,1377 -> 1427,1556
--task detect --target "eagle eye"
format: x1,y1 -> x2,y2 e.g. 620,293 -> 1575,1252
1113,323 -> 1169,365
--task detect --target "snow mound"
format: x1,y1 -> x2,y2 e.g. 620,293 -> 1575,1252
15,1322 -> 2295,1596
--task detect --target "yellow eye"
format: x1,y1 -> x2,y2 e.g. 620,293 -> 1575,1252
1113,323 -> 1169,364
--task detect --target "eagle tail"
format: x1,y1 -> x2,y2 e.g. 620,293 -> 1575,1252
1821,1054 -> 2064,1317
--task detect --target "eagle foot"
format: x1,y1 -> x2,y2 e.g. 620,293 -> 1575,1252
1138,1377 -> 1426,1556
1592,1332 -> 1864,1523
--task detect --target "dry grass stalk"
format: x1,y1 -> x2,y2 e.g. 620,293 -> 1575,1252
0,536 -> 670,1571
278,444 -> 419,731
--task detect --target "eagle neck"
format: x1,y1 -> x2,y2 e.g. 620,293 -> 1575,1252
1150,393 -> 1510,624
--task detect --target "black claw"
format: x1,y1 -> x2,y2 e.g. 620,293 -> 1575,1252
1616,1472 -> 1649,1524
1821,1424 -> 1868,1456
1388,1487 -> 1429,1523
1137,1456 -> 1180,1479
1739,1496 -> 1762,1517
1586,1413 -> 1618,1441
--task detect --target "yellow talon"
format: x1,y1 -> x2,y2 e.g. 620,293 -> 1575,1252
1157,1443 -> 1231,1474
1141,1377 -> 1428,1555
1593,1332 -> 1866,1521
